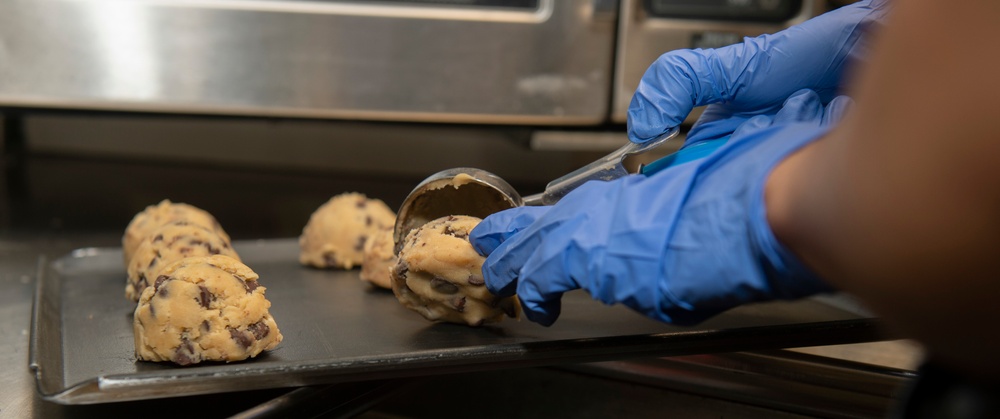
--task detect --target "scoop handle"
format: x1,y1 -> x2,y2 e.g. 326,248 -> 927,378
523,126 -> 680,206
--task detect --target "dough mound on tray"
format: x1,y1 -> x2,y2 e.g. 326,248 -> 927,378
390,215 -> 519,326
299,192 -> 396,269
133,255 -> 282,366
126,221 -> 240,302
359,226 -> 396,290
122,199 -> 230,265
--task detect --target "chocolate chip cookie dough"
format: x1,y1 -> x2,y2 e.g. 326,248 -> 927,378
359,227 -> 395,290
391,215 -> 519,326
133,255 -> 282,365
126,221 -> 240,302
122,200 -> 230,265
299,192 -> 396,269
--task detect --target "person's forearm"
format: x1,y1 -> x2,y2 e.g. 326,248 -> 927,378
767,0 -> 1000,378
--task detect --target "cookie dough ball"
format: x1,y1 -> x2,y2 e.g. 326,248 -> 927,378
299,192 -> 396,269
133,255 -> 282,365
391,215 -> 519,326
125,221 -> 240,302
359,227 -> 395,289
123,200 -> 230,265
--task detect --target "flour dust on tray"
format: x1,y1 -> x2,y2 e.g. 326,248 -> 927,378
133,255 -> 282,365
391,215 -> 519,326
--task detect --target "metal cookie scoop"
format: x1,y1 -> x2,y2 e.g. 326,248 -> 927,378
393,127 -> 680,250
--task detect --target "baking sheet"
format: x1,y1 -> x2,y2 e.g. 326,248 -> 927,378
30,239 -> 884,405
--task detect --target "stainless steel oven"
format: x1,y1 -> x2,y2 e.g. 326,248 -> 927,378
611,0 -> 827,124
0,0 -> 827,126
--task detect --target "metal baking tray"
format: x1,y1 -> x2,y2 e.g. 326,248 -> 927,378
30,238 -> 884,405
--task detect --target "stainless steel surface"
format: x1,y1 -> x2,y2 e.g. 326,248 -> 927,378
30,238 -> 882,405
611,0 -> 827,123
564,351 -> 916,418
0,0 -> 615,124
393,167 -> 523,251
522,125 -> 679,205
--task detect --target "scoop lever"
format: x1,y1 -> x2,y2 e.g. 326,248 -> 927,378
522,126 -> 680,206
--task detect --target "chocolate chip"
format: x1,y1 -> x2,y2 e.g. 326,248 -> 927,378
229,327 -> 253,349
430,277 -> 459,294
452,296 -> 467,312
467,275 -> 484,286
356,199 -> 367,208
244,280 -> 259,293
205,243 -> 221,255
158,286 -> 169,298
201,320 -> 210,332
365,215 -> 373,226
147,257 -> 157,269
178,246 -> 193,254
138,273 -> 147,288
354,236 -> 367,252
153,234 -> 164,242
173,339 -> 197,366
189,240 -> 203,246
323,252 -> 338,266
154,275 -> 170,291
197,285 -> 214,309
247,321 -> 270,340
443,225 -> 467,239
393,261 -> 409,281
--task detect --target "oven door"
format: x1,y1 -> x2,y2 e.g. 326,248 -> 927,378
611,0 -> 827,124
0,0 -> 616,125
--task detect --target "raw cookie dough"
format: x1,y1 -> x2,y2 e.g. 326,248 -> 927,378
126,221 -> 240,302
122,200 -> 230,265
359,227 -> 395,290
391,215 -> 519,326
299,192 -> 396,269
133,255 -> 282,365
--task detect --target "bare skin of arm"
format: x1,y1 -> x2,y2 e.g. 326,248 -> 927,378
767,0 -> 1000,379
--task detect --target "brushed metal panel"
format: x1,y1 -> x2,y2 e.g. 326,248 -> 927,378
0,0 -> 615,124
611,0 -> 827,124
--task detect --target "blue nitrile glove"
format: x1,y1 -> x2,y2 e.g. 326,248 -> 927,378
642,89 -> 853,174
471,89 -> 847,326
627,0 -> 886,145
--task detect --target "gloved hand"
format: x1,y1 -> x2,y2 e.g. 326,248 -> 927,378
471,89 -> 847,326
627,0 -> 887,145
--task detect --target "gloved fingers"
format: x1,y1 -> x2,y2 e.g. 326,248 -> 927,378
480,207 -> 569,298
627,0 -> 886,144
683,107 -> 754,147
508,217 -> 595,326
730,114 -> 775,139
470,206 -> 550,256
625,52 -> 703,144
515,280 -> 564,326
822,95 -> 855,126
771,89 -> 825,125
